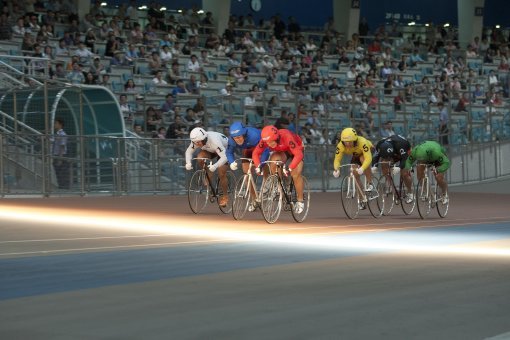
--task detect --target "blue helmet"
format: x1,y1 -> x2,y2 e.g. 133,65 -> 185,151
378,141 -> 394,159
230,122 -> 247,138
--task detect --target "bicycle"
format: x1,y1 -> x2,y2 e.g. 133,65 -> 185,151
259,160 -> 310,224
415,164 -> 449,219
187,157 -> 236,214
232,158 -> 263,220
376,162 -> 416,216
339,164 -> 384,219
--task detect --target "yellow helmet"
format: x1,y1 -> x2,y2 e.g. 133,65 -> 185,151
340,128 -> 358,142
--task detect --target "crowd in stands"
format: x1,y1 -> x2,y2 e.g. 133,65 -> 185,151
1,0 -> 509,147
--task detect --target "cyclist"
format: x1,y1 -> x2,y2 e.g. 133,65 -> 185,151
185,127 -> 230,207
252,125 -> 305,214
371,134 -> 414,203
333,127 -> 374,209
403,140 -> 450,204
226,121 -> 269,211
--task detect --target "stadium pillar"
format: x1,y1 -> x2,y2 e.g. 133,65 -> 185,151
458,0 -> 484,48
333,0 -> 360,43
202,0 -> 231,38
76,0 -> 90,20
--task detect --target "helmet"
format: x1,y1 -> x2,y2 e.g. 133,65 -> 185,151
340,128 -> 358,142
378,141 -> 394,159
261,125 -> 279,142
190,127 -> 207,142
229,122 -> 247,138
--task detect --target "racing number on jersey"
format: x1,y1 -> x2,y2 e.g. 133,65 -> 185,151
335,147 -> 340,154
362,144 -> 369,153
217,147 -> 224,153
399,148 -> 406,155
289,141 -> 296,149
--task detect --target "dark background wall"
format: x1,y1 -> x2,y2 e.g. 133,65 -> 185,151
109,0 -> 507,31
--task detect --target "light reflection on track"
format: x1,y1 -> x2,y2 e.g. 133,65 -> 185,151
1,204 -> 510,258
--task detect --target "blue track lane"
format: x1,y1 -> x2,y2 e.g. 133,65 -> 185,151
1,222 -> 509,301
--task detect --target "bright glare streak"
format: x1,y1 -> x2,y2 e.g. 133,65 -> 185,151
408,22 -> 416,26
100,2 -> 107,6
1,206 -> 509,257
138,5 -> 147,10
197,10 -> 205,14
160,7 -> 167,11
496,25 -> 500,29
444,23 -> 450,27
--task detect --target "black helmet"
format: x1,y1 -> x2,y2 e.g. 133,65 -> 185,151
378,141 -> 394,159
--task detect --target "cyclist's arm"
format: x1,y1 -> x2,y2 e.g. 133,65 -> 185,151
252,142 -> 265,167
333,143 -> 344,170
404,148 -> 417,170
360,143 -> 373,170
435,152 -> 450,173
184,142 -> 195,164
225,139 -> 236,164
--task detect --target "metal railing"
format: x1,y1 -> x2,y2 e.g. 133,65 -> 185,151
1,131 -> 509,197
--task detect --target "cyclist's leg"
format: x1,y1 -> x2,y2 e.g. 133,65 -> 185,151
381,161 -> 391,183
217,163 -> 230,205
359,155 -> 373,186
401,167 -> 413,192
242,149 -> 257,200
416,163 -> 426,183
290,160 -> 304,202
269,151 -> 287,176
197,150 -> 214,185
435,171 -> 448,195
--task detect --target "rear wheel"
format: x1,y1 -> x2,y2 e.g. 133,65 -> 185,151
232,175 -> 251,220
290,176 -> 310,223
416,177 -> 431,219
188,170 -> 209,214
340,175 -> 359,219
261,174 -> 282,224
378,175 -> 395,216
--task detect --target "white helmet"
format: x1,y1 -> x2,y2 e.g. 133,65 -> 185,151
190,127 -> 207,142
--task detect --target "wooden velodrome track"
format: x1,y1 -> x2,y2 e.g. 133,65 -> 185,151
1,184 -> 510,339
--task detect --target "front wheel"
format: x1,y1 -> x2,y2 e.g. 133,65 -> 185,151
340,175 -> 359,219
260,174 -> 282,224
435,186 -> 449,218
378,175 -> 395,216
290,176 -> 310,223
188,169 -> 209,214
400,177 -> 416,215
232,174 -> 251,220
416,177 -> 431,219
367,177 -> 384,218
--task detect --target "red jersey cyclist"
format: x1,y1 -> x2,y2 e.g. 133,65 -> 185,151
252,125 -> 305,214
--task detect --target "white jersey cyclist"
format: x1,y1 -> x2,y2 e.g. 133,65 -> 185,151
185,128 -> 229,172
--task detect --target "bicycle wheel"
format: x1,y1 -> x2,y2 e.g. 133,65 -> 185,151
415,177 -> 431,219
218,171 -> 236,214
290,176 -> 310,223
340,175 -> 359,219
260,174 -> 282,224
367,177 -> 384,218
377,175 -> 394,216
188,169 -> 209,214
400,177 -> 416,215
232,174 -> 251,220
435,186 -> 449,218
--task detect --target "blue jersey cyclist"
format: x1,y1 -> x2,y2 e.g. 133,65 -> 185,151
226,122 -> 269,170
226,122 -> 269,211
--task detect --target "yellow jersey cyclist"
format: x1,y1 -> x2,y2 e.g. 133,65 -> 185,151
333,127 -> 375,207
403,140 -> 450,204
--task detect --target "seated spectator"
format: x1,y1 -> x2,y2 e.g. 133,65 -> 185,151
172,79 -> 188,96
152,70 -> 167,85
66,62 -> 85,84
380,120 -> 396,138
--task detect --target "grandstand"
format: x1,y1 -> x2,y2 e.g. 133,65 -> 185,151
0,2 -> 509,196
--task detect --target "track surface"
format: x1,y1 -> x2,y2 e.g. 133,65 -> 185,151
1,191 -> 510,339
